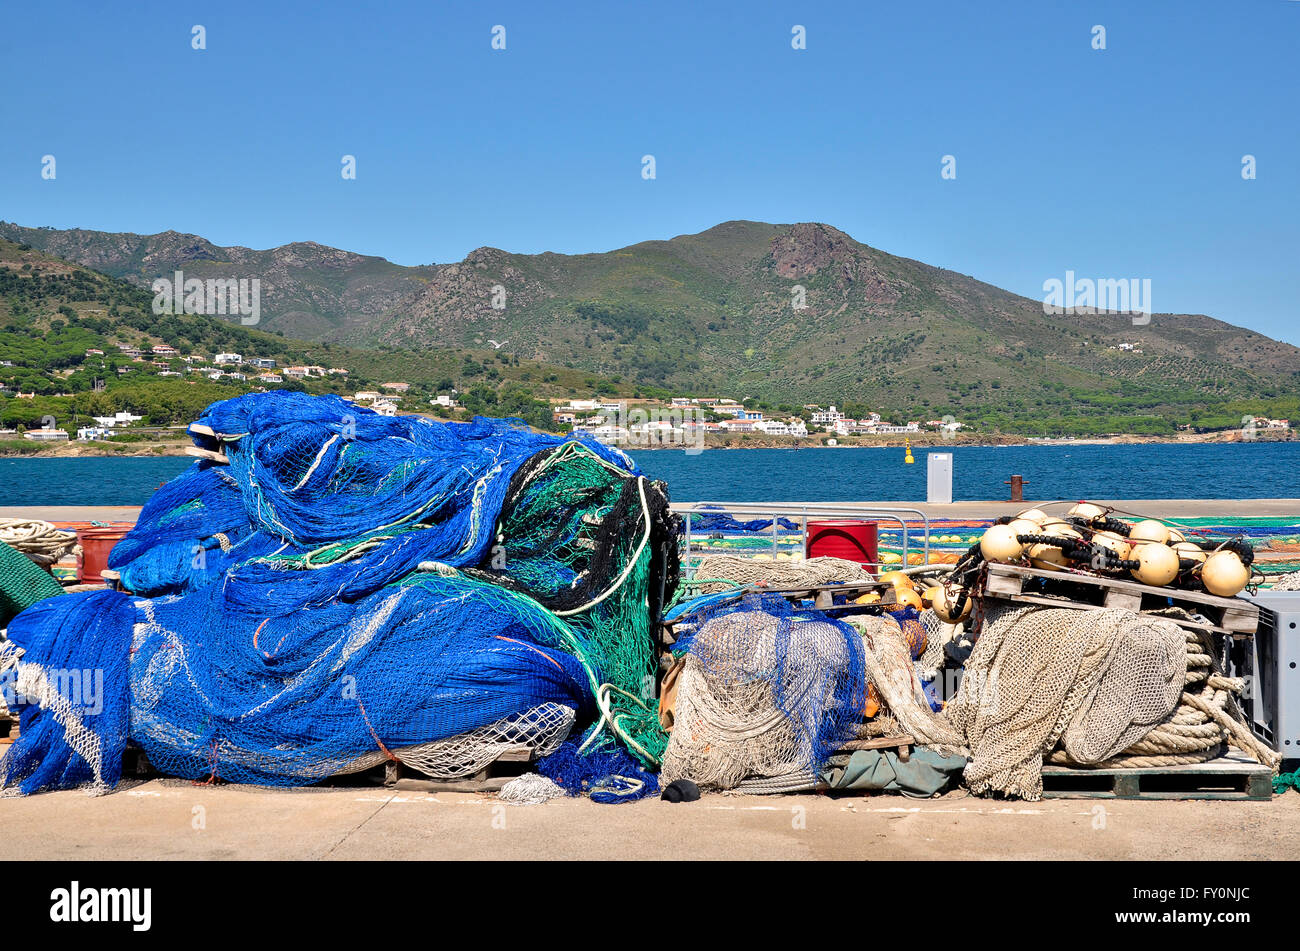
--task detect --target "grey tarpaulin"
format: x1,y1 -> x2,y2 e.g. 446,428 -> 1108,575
821,747 -> 967,797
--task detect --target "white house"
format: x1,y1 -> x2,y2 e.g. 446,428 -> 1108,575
214,353 -> 242,365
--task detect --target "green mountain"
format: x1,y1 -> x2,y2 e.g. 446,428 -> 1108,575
3,219 -> 1297,434
0,238 -> 630,435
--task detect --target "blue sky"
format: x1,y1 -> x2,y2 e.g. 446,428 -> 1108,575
2,1 -> 1297,342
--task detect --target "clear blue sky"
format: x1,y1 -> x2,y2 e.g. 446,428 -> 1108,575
2,1 -> 1297,342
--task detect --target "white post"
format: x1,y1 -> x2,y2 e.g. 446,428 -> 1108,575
927,453 -> 953,504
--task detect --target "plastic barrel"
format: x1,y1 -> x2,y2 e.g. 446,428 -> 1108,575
76,525 -> 133,584
805,519 -> 878,568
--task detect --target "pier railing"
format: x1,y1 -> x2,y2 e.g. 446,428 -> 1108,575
673,501 -> 931,577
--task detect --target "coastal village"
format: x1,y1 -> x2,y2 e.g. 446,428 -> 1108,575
0,340 -> 980,446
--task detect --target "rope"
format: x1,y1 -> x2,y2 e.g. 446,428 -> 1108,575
1048,623 -> 1282,770
0,519 -> 78,568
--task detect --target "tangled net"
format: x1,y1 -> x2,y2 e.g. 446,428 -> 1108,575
0,392 -> 678,796
688,554 -> 874,595
943,603 -> 1278,800
660,595 -> 866,792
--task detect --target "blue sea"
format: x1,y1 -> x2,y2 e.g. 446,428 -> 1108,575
0,442 -> 1297,506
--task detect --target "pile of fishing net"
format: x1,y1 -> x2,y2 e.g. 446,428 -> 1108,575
943,603 -> 1280,800
659,594 -> 956,793
0,392 -> 678,796
688,553 -> 874,595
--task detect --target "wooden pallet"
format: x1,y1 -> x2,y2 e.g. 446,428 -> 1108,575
836,734 -> 914,761
381,744 -> 534,793
1041,752 -> 1272,800
984,563 -> 1259,637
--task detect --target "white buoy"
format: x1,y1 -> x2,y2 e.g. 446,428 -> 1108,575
1017,508 -> 1049,525
1006,517 -> 1041,540
1173,541 -> 1207,565
1129,519 -> 1171,546
1130,543 -> 1179,586
980,524 -> 1024,563
1092,530 -> 1132,561
1068,502 -> 1107,522
931,585 -> 971,623
1202,550 -> 1250,597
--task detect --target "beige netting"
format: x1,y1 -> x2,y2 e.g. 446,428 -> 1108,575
337,702 -> 575,780
942,605 -> 1187,800
660,610 -> 858,791
1049,622 -> 1280,770
690,554 -> 873,594
843,614 -> 963,750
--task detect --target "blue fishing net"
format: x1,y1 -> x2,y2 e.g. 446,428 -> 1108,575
0,392 -> 677,795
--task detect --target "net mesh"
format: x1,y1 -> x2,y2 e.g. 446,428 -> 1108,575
0,392 -> 678,795
942,604 -> 1187,800
660,594 -> 866,791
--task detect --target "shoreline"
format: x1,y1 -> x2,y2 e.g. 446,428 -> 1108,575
0,429 -> 1293,458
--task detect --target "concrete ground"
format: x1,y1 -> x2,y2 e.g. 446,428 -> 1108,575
2,778 -> 1296,860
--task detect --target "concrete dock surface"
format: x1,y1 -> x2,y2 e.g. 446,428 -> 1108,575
1,778 -> 1296,860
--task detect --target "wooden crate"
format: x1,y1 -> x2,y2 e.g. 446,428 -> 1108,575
983,563 -> 1259,637
1041,752 -> 1273,801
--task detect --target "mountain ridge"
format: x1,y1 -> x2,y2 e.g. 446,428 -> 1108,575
3,218 -> 1296,432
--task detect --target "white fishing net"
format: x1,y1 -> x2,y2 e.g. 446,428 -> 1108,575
660,610 -> 861,791
338,702 -> 575,780
943,604 -> 1188,799
690,555 -> 874,594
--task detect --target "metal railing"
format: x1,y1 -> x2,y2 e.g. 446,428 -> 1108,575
675,501 -> 931,577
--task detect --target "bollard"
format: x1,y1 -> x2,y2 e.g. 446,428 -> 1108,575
1004,474 -> 1029,502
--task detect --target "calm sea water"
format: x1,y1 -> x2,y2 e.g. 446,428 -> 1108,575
0,443 -> 1296,506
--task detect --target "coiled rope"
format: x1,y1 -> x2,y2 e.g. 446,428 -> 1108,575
0,519 -> 78,568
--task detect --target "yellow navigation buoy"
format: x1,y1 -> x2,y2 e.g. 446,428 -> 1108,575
1202,550 -> 1250,597
980,524 -> 1024,562
931,585 -> 971,623
904,439 -> 914,464
1131,543 -> 1179,586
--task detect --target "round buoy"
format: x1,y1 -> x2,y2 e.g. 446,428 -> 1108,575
1092,530 -> 1132,561
1173,541 -> 1207,565
1068,502 -> 1107,522
931,585 -> 971,623
1017,508 -> 1048,525
1040,517 -> 1073,534
1006,517 -> 1040,541
893,587 -> 924,610
854,591 -> 882,605
921,585 -> 940,608
877,570 -> 915,591
1130,543 -> 1179,586
980,524 -> 1024,562
1202,550 -> 1250,597
1166,527 -> 1187,544
1028,542 -> 1070,569
1129,519 -> 1171,546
